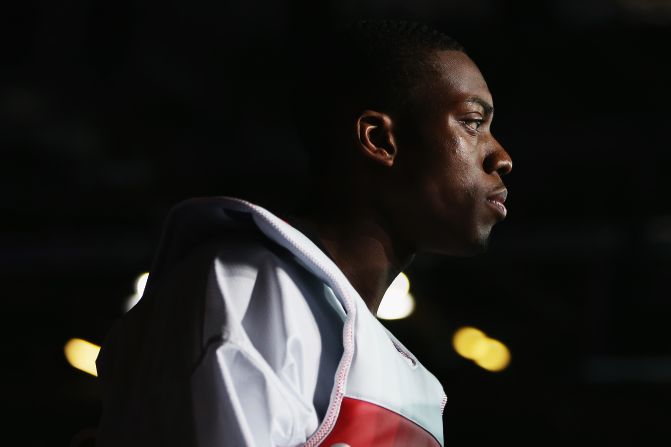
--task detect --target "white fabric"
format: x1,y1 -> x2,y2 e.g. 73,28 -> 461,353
96,197 -> 445,447
345,296 -> 447,442
190,234 -> 344,446
97,229 -> 344,446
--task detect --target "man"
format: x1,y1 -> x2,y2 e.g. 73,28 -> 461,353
96,20 -> 512,446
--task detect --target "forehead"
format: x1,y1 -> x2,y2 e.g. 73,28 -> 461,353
422,50 -> 492,107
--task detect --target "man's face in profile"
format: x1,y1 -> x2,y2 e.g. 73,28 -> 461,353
392,50 -> 513,256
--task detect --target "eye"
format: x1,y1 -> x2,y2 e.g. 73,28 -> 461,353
462,119 -> 484,132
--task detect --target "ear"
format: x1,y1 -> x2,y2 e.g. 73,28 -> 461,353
355,110 -> 398,167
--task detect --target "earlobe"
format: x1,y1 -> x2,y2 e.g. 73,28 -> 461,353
356,110 -> 398,167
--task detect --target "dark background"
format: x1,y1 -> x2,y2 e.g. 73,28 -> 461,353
3,0 -> 671,445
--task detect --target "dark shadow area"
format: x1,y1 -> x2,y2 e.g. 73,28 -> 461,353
3,1 -> 671,445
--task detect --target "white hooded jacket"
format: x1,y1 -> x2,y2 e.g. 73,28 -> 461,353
96,197 -> 446,447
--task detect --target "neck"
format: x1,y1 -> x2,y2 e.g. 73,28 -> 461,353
286,196 -> 415,313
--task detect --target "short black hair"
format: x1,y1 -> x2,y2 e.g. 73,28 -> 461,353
293,20 -> 465,164
337,19 -> 465,112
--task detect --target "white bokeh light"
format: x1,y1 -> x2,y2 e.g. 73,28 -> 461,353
377,272 -> 415,320
124,272 -> 149,312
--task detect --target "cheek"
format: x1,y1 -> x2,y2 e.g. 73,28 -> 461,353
415,159 -> 477,227
434,139 -> 480,204
402,121 -> 481,213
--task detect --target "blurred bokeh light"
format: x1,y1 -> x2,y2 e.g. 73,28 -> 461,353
377,272 -> 415,320
123,272 -> 149,312
64,338 -> 100,377
453,326 -> 511,372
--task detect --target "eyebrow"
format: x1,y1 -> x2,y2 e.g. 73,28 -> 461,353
465,97 -> 494,116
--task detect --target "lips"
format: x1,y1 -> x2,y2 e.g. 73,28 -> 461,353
486,188 -> 508,219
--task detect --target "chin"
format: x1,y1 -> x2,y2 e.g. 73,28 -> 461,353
457,228 -> 493,256
417,219 -> 495,256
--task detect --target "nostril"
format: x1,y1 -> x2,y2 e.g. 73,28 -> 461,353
484,138 -> 512,176
498,159 -> 512,176
484,153 -> 512,176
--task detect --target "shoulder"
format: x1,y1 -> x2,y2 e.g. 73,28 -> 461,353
200,227 -> 327,343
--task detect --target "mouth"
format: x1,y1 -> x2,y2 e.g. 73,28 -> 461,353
486,188 -> 508,219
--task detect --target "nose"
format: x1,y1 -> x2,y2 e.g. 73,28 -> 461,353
484,137 -> 512,177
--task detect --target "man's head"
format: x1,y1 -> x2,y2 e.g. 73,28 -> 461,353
298,20 -> 512,256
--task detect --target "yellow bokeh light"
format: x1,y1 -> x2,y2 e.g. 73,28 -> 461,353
452,326 -> 511,372
377,272 -> 415,320
64,338 -> 100,377
474,338 -> 511,372
452,326 -> 487,359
